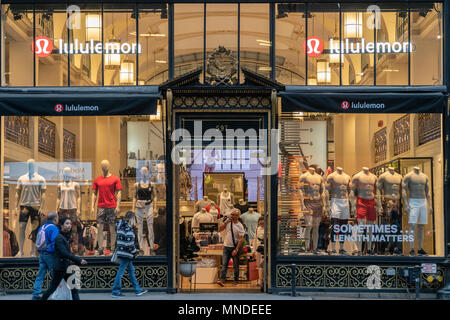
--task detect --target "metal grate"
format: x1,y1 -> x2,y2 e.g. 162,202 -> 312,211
393,115 -> 410,156
5,116 -> 30,148
418,114 -> 441,146
38,117 -> 56,158
374,127 -> 387,163
63,129 -> 76,160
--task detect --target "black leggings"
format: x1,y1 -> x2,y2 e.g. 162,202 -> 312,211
41,270 -> 80,300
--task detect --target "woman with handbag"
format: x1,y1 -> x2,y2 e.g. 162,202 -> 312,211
217,208 -> 245,287
41,216 -> 88,300
111,211 -> 148,298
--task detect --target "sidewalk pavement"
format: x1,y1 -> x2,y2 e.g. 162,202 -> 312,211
0,291 -> 441,300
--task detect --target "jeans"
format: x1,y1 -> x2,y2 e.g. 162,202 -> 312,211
220,246 -> 240,281
112,258 -> 143,295
41,269 -> 80,300
136,205 -> 154,251
32,252 -> 55,298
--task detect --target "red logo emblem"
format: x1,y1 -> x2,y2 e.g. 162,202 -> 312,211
55,104 -> 63,112
32,36 -> 53,58
341,101 -> 350,110
303,37 -> 324,58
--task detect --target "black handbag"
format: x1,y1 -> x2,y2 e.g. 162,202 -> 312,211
230,221 -> 245,256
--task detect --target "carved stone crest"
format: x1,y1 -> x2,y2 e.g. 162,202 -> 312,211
206,46 -> 238,86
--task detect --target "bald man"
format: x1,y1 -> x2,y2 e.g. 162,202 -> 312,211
92,160 -> 122,256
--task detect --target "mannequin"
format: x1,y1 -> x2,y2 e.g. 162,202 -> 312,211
56,167 -> 82,254
325,167 -> 353,255
205,201 -> 220,221
300,166 -> 326,254
240,207 -> 261,240
156,161 -> 165,184
180,165 -> 192,200
91,160 -> 122,256
234,199 -> 250,216
351,167 -> 377,255
217,187 -> 234,217
195,195 -> 212,213
376,167 -> 403,255
15,159 -> 46,257
132,166 -> 155,255
192,208 -> 214,230
204,149 -> 219,172
402,167 -> 433,256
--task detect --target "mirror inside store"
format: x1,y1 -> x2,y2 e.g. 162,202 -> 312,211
278,112 -> 444,258
1,114 -> 167,258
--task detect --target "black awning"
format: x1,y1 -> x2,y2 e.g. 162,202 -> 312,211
0,86 -> 160,116
280,86 -> 447,113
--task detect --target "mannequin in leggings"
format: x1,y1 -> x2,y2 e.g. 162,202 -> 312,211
299,167 -> 326,253
132,166 -> 156,255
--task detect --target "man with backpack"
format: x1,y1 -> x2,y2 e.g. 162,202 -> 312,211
31,212 -> 59,300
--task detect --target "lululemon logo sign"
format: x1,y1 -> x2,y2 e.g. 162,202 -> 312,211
303,37 -> 324,57
341,101 -> 350,110
55,104 -> 63,112
33,36 -> 53,58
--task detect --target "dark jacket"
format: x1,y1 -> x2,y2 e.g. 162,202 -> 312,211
53,231 -> 82,271
153,215 -> 166,255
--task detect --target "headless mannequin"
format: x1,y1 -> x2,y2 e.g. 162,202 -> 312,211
402,167 -> 433,256
132,166 -> 156,255
351,167 -> 377,255
91,160 -> 121,255
195,196 -> 211,212
300,167 -> 326,253
218,187 -> 234,217
206,201 -> 219,221
192,208 -> 214,230
325,167 -> 353,254
15,159 -> 46,257
376,167 -> 403,255
56,167 -> 82,254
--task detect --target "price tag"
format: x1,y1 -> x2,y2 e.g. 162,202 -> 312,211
421,263 -> 437,274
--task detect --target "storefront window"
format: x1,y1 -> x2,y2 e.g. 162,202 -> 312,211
278,113 -> 444,257
1,115 -> 167,258
1,4 -> 34,86
411,3 -> 443,85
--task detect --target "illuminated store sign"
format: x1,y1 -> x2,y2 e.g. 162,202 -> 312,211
304,37 -> 413,57
33,36 -> 142,58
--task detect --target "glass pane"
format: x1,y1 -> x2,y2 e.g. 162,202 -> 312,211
174,4 -> 204,77
2,115 -> 167,258
138,5 -> 169,85
376,4 -> 409,85
307,4 -> 340,85
1,4 -> 34,86
240,4 -> 270,79
277,113 -> 443,257
103,6 -> 137,86
275,3 -> 306,85
410,3 -> 442,85
35,5 -> 68,86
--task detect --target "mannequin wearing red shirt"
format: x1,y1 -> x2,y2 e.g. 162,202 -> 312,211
91,160 -> 122,256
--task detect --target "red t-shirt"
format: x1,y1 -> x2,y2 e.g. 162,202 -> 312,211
93,175 -> 122,208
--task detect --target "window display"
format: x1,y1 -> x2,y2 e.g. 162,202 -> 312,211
1,115 -> 166,258
278,113 -> 444,257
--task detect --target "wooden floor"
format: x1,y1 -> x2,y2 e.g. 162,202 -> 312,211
180,277 -> 261,293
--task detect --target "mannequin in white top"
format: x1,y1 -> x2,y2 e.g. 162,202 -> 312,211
217,187 -> 234,217
192,208 -> 214,230
15,159 -> 47,257
195,195 -> 212,212
56,167 -> 82,254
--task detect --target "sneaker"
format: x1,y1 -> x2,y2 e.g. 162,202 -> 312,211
339,249 -> 348,256
31,295 -> 41,300
111,293 -> 125,298
329,249 -> 337,255
136,290 -> 148,296
312,249 -> 319,254
410,249 -> 416,256
417,248 -> 428,256
217,280 -> 225,287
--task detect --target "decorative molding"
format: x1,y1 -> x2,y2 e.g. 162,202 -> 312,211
206,46 -> 238,86
172,95 -> 271,109
276,264 -> 445,290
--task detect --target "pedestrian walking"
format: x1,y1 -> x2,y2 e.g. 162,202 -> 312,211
32,212 -> 59,300
111,211 -> 148,298
41,216 -> 87,300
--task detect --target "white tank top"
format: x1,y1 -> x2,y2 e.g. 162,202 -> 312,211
58,181 -> 79,210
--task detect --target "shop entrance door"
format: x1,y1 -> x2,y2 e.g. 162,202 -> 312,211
172,112 -> 271,293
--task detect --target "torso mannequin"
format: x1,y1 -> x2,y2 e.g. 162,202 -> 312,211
192,208 -> 214,229
240,208 -> 261,240
351,168 -> 377,200
195,196 -> 212,212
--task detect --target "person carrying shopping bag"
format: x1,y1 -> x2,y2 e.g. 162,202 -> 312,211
41,216 -> 88,300
111,211 -> 148,298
